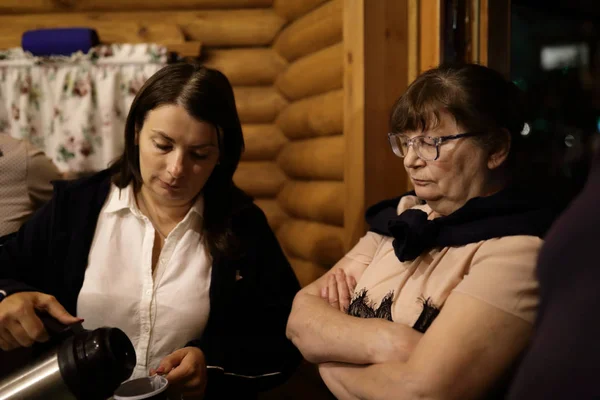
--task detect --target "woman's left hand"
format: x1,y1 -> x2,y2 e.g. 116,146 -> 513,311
320,269 -> 357,312
151,347 -> 207,399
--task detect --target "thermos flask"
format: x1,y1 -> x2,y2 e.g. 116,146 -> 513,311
0,313 -> 136,400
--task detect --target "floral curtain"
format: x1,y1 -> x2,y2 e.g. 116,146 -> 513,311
0,44 -> 167,173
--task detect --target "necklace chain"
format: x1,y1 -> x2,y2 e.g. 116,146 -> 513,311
138,193 -> 167,241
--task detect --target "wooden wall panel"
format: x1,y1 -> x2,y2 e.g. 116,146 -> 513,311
288,256 -> 329,288
233,162 -> 286,197
276,90 -> 343,140
277,136 -> 344,180
277,220 -> 345,265
273,0 -> 328,20
241,124 -> 288,161
202,49 -> 287,86
278,180 -> 344,226
274,0 -> 342,62
0,10 -> 285,48
0,0 -> 274,14
234,87 -> 288,124
275,43 -> 343,101
254,198 -> 288,232
344,0 -> 411,250
419,0 -> 441,73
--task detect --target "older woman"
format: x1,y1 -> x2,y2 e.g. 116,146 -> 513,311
0,64 -> 301,399
286,63 -> 557,400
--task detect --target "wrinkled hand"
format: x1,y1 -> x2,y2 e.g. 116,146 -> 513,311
320,269 -> 357,312
0,292 -> 81,351
151,347 -> 207,399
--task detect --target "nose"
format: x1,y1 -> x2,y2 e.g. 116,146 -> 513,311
403,143 -> 423,169
167,150 -> 185,179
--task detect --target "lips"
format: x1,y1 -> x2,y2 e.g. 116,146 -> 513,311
411,178 -> 432,185
159,179 -> 181,190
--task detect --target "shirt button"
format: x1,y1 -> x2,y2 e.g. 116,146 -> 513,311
144,326 -> 150,333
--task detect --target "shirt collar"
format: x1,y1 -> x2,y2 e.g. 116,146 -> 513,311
103,183 -> 204,219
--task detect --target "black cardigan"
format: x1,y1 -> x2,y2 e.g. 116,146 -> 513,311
0,170 -> 302,399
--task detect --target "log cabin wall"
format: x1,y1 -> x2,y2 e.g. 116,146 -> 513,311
272,0 -> 344,287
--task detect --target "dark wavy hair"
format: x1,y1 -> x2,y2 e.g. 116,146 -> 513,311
390,63 -> 528,180
109,63 -> 246,258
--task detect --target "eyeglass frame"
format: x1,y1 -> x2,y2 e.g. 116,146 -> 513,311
387,131 -> 482,161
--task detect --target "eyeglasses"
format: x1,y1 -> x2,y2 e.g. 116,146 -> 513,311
387,131 -> 481,161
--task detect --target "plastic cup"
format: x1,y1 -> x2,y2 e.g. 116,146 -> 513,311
113,375 -> 169,400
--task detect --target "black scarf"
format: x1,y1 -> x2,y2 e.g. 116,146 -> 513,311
366,189 -> 558,262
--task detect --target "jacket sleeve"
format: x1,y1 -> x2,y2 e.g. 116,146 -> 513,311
0,186 -> 61,298
187,206 -> 302,398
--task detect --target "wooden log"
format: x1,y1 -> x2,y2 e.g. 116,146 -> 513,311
273,0 -> 328,20
0,10 -> 284,49
289,256 -> 329,287
277,136 -> 344,180
254,198 -> 288,232
234,87 -> 288,124
276,43 -> 343,101
233,161 -> 286,197
276,89 -> 343,140
0,22 -> 184,48
278,180 -> 344,226
0,0 -> 274,14
277,219 -> 344,265
274,0 -> 342,62
164,42 -> 202,58
202,48 -> 287,86
183,12 -> 285,47
241,124 -> 288,161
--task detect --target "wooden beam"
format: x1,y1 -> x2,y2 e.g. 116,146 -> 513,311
240,124 -> 288,161
163,41 -> 202,58
408,0 -> 420,83
254,198 -> 288,232
288,256 -> 329,287
277,219 -> 345,265
202,48 -> 287,86
278,180 -> 344,226
234,87 -> 288,124
277,136 -> 344,180
274,0 -> 342,62
233,161 -> 286,197
0,0 -> 274,14
276,43 -> 343,101
343,0 -> 410,251
273,0 -> 328,21
419,0 -> 441,72
276,89 -> 343,140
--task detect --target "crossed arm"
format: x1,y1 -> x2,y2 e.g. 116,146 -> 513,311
286,236 -> 539,399
286,257 -> 423,366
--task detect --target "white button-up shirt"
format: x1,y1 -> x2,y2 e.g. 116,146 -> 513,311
77,184 -> 211,379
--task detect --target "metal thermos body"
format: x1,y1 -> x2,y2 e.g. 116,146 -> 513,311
0,323 -> 135,400
0,348 -> 76,400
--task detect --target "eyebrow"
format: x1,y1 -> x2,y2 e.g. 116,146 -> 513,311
151,129 -> 217,149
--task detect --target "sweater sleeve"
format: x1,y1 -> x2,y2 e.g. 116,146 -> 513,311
0,189 -> 59,298
186,205 -> 302,398
25,142 -> 62,209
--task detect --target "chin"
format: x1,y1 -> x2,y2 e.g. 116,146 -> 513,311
413,187 -> 442,203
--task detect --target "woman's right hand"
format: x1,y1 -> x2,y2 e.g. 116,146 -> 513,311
0,292 -> 81,351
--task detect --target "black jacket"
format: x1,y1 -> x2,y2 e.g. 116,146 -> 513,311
0,170 -> 302,399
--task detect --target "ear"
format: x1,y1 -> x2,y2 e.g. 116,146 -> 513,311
487,129 -> 511,170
